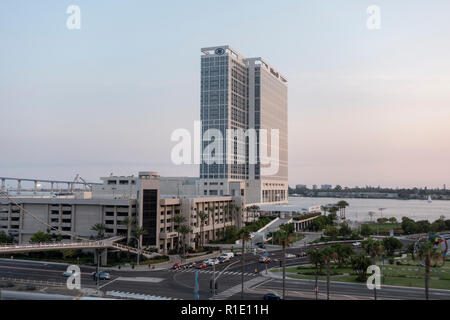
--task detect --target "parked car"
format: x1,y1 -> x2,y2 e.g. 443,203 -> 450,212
206,258 -> 219,266
185,262 -> 195,269
263,293 -> 281,300
352,241 -> 361,247
218,257 -> 227,264
171,263 -> 182,270
92,271 -> 110,280
196,263 -> 207,269
63,270 -> 76,277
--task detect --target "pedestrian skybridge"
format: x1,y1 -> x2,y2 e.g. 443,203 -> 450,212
0,236 -> 156,259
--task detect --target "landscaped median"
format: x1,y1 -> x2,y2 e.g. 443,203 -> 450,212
269,258 -> 450,290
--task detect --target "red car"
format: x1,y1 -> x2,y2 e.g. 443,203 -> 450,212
171,263 -> 183,270
196,263 -> 207,269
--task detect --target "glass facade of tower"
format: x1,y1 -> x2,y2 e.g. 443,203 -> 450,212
200,53 -> 248,180
200,46 -> 288,204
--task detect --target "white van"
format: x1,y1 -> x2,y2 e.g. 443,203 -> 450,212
220,252 -> 234,260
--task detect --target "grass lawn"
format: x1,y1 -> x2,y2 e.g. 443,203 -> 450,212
271,259 -> 450,290
365,223 -> 401,230
363,223 -> 402,235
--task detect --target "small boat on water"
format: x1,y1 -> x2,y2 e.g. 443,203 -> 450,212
427,195 -> 432,203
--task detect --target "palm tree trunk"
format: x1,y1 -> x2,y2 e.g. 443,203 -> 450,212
425,256 -> 430,300
200,225 -> 203,248
212,209 -> 216,241
137,239 -> 140,265
282,243 -> 286,299
241,238 -> 245,300
372,256 -> 377,300
315,269 -> 318,300
326,262 -> 330,300
183,236 -> 186,264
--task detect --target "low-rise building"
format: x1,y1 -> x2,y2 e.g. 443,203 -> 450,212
0,171 -> 255,254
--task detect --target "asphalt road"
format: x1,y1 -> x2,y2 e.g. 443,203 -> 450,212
245,277 -> 450,300
1,241 -> 449,300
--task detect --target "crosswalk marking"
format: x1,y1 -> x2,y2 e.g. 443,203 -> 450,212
211,276 -> 267,300
168,268 -> 258,277
106,290 -> 182,300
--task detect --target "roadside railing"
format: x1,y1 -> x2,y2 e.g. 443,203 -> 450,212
0,241 -> 101,252
111,243 -> 155,257
0,236 -> 125,253
0,276 -> 65,287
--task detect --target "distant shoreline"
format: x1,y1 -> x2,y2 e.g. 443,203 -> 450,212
288,195 -> 450,201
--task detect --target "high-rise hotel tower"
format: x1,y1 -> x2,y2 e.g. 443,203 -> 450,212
199,45 -> 288,205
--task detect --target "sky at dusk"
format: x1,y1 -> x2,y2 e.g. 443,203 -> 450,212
1,0 -> 450,188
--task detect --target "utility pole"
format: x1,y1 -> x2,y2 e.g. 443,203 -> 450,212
212,260 -> 216,297
96,249 -> 100,293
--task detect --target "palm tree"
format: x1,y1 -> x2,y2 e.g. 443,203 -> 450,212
331,243 -> 354,268
225,203 -> 234,225
273,228 -> 292,299
238,228 -> 251,300
207,205 -> 216,241
362,238 -> 384,300
252,205 -> 260,221
234,205 -> 241,229
223,204 -> 229,224
178,224 -> 192,263
91,223 -> 106,240
198,211 -> 208,248
307,249 -> 324,300
173,214 -> 186,252
120,216 -> 136,244
336,200 -> 349,219
246,205 -> 259,223
413,239 -> 442,300
328,206 -> 339,218
245,207 -> 251,224
132,226 -> 147,265
321,246 -> 338,300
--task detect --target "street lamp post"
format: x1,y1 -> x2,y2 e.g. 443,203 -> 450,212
212,261 -> 216,297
